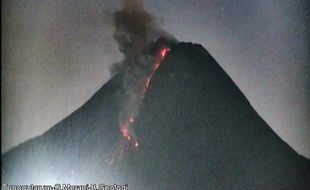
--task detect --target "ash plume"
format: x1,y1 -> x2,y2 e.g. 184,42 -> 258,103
111,0 -> 176,135
114,0 -> 152,62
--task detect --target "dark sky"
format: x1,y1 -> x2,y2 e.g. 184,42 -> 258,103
2,0 -> 309,157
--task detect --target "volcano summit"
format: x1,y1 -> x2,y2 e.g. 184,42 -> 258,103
2,41 -> 310,189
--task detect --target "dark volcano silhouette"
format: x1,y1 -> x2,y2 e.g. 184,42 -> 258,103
2,42 -> 309,189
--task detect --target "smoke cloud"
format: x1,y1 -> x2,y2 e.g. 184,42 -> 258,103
114,0 -> 152,62
111,0 -> 175,139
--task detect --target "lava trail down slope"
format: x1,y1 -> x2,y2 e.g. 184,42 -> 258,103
2,42 -> 310,189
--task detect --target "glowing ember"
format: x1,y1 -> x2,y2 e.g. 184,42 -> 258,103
153,63 -> 160,71
109,47 -> 170,165
160,48 -> 170,59
121,127 -> 129,137
145,78 -> 151,88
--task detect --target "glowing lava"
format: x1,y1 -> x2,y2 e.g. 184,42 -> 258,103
108,47 -> 170,165
121,127 -> 129,138
143,47 -> 170,93
160,48 -> 170,58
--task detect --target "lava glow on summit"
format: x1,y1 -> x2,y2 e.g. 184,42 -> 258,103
108,47 -> 170,165
160,48 -> 170,58
123,47 -> 170,141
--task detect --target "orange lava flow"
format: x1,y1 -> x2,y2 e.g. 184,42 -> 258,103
108,47 -> 170,165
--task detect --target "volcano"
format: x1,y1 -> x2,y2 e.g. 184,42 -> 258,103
2,42 -> 309,189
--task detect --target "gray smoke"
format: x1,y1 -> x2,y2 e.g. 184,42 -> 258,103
111,0 -> 176,129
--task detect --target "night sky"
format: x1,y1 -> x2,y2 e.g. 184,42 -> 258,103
2,0 -> 309,157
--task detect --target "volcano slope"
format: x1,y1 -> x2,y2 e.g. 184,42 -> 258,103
2,42 -> 310,189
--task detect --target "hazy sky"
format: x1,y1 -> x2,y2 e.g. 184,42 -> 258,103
2,0 -> 309,157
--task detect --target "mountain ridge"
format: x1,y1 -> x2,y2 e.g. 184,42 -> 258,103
2,42 -> 309,189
